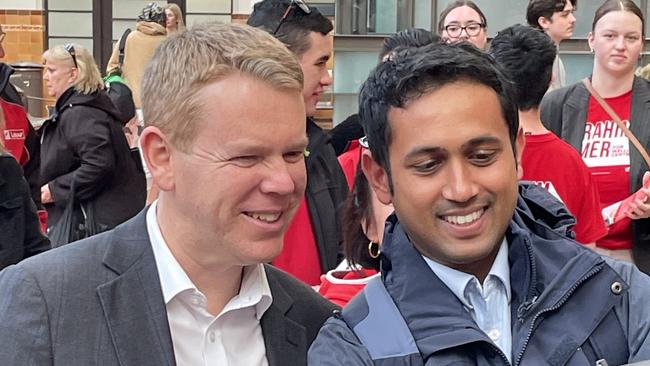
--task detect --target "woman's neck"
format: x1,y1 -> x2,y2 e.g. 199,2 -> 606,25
591,66 -> 635,98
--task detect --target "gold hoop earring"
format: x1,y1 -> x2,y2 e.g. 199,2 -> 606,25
368,241 -> 381,259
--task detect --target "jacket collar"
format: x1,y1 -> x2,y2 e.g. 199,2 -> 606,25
96,208 -> 176,366
379,183 -> 617,362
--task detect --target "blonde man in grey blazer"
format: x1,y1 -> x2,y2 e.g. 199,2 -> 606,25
0,22 -> 336,366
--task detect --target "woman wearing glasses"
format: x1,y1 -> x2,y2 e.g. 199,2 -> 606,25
40,44 -> 145,241
438,0 -> 488,50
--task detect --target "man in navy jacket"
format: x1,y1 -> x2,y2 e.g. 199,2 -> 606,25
308,41 -> 650,365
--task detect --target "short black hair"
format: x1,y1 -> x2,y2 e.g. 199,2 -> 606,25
359,42 -> 518,181
526,0 -> 577,29
247,0 -> 333,57
490,24 -> 556,111
379,28 -> 440,61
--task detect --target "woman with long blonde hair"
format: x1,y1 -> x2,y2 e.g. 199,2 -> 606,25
39,43 -> 145,242
542,0 -> 650,271
164,3 -> 185,34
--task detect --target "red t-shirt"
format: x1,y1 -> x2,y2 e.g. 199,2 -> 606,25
318,268 -> 378,307
583,91 -> 633,250
272,197 -> 322,285
522,132 -> 607,244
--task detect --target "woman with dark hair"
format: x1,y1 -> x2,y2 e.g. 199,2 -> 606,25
318,146 -> 393,306
438,0 -> 488,49
40,44 -> 145,242
542,0 -> 650,272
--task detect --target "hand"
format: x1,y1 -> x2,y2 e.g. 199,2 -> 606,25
626,171 -> 650,220
41,184 -> 53,204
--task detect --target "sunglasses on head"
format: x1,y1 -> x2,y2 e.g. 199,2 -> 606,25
272,0 -> 311,36
64,43 -> 78,69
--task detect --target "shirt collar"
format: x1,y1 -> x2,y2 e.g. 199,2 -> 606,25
422,238 -> 511,308
146,201 -> 273,319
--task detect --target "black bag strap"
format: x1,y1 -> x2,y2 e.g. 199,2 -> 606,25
118,28 -> 131,67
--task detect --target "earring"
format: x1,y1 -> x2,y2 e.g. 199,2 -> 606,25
590,48 -> 594,54
368,241 -> 381,259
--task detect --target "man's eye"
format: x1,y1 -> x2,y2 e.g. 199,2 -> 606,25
232,156 -> 258,167
413,159 -> 441,173
626,35 -> 640,41
284,151 -> 305,163
470,151 -> 497,165
446,26 -> 460,32
467,24 -> 481,31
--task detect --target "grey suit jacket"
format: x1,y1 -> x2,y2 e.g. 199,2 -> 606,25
0,208 -> 337,366
540,76 -> 650,273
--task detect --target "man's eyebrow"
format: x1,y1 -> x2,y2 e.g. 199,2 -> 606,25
461,135 -> 503,150
404,146 -> 445,160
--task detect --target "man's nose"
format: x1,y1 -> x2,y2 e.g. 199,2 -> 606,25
441,160 -> 479,203
260,159 -> 301,196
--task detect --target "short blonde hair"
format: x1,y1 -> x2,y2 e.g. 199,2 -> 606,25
165,3 -> 186,32
42,44 -> 103,95
142,22 -> 304,151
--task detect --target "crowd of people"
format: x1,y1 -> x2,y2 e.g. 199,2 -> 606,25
1,0 -> 650,365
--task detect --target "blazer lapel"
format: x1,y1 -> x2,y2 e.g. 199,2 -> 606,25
261,267 -> 308,366
562,83 -> 589,152
629,77 -> 650,188
96,209 -> 176,366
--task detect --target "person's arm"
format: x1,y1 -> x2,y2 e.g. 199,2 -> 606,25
48,109 -> 117,203
308,317 -> 375,366
105,42 -> 120,76
0,266 -> 53,364
626,172 -> 650,220
20,175 -> 50,258
540,88 -> 567,136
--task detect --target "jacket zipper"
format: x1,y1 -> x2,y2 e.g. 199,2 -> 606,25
513,263 -> 604,366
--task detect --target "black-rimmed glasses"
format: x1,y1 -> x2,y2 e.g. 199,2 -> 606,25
272,0 -> 311,36
64,43 -> 78,69
444,22 -> 484,38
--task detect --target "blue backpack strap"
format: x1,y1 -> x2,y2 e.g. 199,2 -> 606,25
342,277 -> 420,361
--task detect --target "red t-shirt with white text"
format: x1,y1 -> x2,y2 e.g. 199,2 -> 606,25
583,91 -> 633,250
522,133 -> 607,244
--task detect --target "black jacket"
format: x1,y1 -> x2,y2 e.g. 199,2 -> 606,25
0,63 -> 41,207
305,118 -> 349,272
0,153 -> 49,270
40,87 -> 145,230
541,77 -> 650,274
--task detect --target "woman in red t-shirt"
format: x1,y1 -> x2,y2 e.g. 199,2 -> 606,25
541,0 -> 650,272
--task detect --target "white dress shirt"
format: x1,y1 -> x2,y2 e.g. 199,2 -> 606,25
147,201 -> 273,366
423,240 -> 512,362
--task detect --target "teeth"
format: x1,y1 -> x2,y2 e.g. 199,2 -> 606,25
247,212 -> 281,223
443,209 -> 484,225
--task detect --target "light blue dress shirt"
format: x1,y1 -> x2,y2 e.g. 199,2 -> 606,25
423,240 -> 512,362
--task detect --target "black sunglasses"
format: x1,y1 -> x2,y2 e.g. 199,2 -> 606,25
64,43 -> 78,69
272,0 -> 311,36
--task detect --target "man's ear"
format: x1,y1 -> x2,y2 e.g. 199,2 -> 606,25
361,149 -> 392,205
139,126 -> 175,191
515,127 -> 525,180
537,16 -> 551,31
